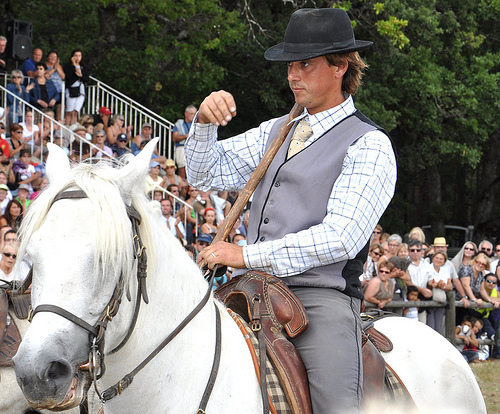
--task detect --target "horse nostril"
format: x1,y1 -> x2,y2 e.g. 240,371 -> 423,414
44,360 -> 72,381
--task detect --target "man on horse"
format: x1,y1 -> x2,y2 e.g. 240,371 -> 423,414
186,8 -> 397,413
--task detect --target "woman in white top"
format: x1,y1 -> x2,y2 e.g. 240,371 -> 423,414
19,110 -> 40,152
0,243 -> 19,285
426,252 -> 452,334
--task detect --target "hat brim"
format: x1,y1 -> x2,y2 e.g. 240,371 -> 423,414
264,40 -> 373,62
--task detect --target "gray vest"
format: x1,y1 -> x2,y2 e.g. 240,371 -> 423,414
235,111 -> 384,299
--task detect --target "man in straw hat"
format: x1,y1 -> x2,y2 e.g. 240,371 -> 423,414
186,8 -> 397,412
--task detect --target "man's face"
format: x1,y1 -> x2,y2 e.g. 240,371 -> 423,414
169,186 -> 179,198
495,245 -> 500,259
0,190 -> 7,202
185,108 -> 197,123
287,56 -> 341,115
433,245 -> 447,254
4,233 -> 17,244
409,245 -> 422,262
160,200 -> 172,216
196,239 -> 210,253
142,126 -> 152,139
33,48 -> 43,63
480,243 -> 492,256
0,39 -> 6,53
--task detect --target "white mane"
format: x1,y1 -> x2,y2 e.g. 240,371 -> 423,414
18,159 -> 160,286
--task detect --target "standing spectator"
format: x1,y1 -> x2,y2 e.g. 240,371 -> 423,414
408,226 -> 426,243
371,224 -> 382,245
187,8 -> 396,412
407,239 -> 432,323
45,50 -> 65,120
403,286 -> 420,320
490,243 -> 500,271
478,240 -> 494,258
477,272 -> 500,359
0,36 -> 7,75
451,241 -> 478,272
383,234 -> 402,259
172,105 -> 197,179
6,70 -> 34,125
21,48 -> 43,84
200,207 -> 218,237
160,198 -> 185,240
29,63 -> 59,111
364,260 -> 395,310
426,251 -> 452,334
132,122 -> 153,152
63,49 -> 90,126
163,159 -> 187,198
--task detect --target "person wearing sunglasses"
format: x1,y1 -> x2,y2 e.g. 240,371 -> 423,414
361,244 -> 384,290
451,241 -> 478,273
364,260 -> 395,310
488,243 -> 500,271
6,70 -> 35,125
476,272 -> 500,359
0,242 -> 19,285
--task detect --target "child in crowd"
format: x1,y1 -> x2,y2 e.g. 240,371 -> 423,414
0,184 -> 9,215
455,316 -> 481,363
403,286 -> 420,320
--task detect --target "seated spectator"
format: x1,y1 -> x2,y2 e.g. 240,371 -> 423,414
0,144 -> 13,184
132,122 -> 153,152
106,114 -> 133,146
364,260 -> 395,310
0,36 -> 6,75
0,172 -> 13,202
0,242 -> 20,284
19,110 -> 41,157
145,161 -> 163,195
30,177 -> 48,201
426,251 -> 452,334
91,129 -> 113,159
193,233 -> 213,259
69,125 -> 91,161
455,316 -> 481,363
451,241 -> 478,272
15,184 -> 31,211
29,62 -> 59,111
92,106 -> 111,131
232,233 -> 247,246
192,190 -> 231,223
0,226 -> 13,254
167,184 -> 182,216
37,109 -> 61,150
79,114 -> 94,140
53,130 -> 70,155
12,150 -> 41,194
21,48 -> 43,83
44,50 -> 65,120
6,70 -> 34,125
403,286 -> 420,320
163,159 -> 187,198
200,207 -> 218,237
112,133 -> 133,158
176,186 -> 200,245
0,199 -> 24,232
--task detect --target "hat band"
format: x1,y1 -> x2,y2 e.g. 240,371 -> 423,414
283,39 -> 355,53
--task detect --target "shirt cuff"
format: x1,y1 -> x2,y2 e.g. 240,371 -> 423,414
243,242 -> 273,272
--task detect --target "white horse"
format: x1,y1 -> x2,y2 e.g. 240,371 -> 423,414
0,304 -> 81,414
12,139 -> 485,413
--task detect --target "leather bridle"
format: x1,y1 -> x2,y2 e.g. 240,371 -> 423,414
24,188 -> 221,410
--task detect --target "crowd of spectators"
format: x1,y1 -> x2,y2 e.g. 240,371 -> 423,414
363,224 -> 500,362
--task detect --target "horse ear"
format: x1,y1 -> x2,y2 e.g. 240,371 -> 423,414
117,137 -> 160,203
46,143 -> 71,185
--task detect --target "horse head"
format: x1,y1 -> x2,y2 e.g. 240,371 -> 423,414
13,139 -> 159,411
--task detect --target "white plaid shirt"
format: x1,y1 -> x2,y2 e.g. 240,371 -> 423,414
185,96 -> 397,277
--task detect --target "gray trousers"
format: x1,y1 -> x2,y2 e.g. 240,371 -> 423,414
290,287 -> 363,414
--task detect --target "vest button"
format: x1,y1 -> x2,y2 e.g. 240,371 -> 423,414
260,236 -> 266,242
263,218 -> 269,224
274,181 -> 280,187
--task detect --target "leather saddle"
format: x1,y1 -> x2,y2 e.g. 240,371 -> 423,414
215,271 -> 396,414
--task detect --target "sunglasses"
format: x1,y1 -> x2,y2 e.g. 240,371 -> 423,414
476,262 -> 488,267
379,270 -> 391,275
12,76 -> 22,79
410,249 -> 421,252
373,230 -> 381,234
198,241 -> 210,246
371,251 -> 382,256
3,252 -> 17,259
464,247 -> 475,251
486,279 -> 497,284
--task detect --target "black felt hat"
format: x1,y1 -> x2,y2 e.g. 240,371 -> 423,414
265,8 -> 373,62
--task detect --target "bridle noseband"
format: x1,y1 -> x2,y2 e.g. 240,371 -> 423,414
25,189 -> 221,410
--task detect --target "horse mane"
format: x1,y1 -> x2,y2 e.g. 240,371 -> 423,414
18,160 -> 159,285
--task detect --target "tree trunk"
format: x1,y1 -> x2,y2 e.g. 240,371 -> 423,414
427,164 -> 444,238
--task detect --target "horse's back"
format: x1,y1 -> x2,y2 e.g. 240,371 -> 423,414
374,316 -> 486,414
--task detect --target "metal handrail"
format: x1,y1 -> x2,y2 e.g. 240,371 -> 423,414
86,76 -> 174,159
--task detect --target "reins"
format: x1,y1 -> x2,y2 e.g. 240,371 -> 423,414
24,188 -> 222,410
